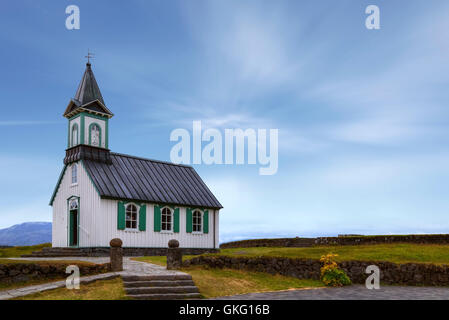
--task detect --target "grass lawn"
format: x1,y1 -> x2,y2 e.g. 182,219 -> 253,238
134,256 -> 323,298
14,277 -> 128,300
0,243 -> 51,258
211,244 -> 449,264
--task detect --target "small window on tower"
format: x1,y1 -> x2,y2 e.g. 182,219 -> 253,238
71,164 -> 78,185
71,124 -> 79,147
90,124 -> 101,147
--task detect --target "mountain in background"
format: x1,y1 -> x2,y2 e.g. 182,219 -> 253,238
0,222 -> 51,246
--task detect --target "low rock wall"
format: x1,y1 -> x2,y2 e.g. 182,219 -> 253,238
184,256 -> 449,286
0,262 -> 110,284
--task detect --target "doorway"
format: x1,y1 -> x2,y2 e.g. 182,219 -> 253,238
69,209 -> 79,247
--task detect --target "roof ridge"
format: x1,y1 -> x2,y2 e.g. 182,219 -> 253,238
110,152 -> 193,168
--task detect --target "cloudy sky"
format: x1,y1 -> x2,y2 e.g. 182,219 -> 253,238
1,0 -> 449,242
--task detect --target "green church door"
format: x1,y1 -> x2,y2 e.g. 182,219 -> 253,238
69,210 -> 79,247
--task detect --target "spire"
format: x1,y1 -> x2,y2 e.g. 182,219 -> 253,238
74,62 -> 106,106
63,61 -> 113,118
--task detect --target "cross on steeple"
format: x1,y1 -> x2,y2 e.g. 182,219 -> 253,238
85,49 -> 95,64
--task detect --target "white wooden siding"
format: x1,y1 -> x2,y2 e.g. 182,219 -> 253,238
92,200 -> 217,248
52,161 -> 102,247
52,161 -> 219,248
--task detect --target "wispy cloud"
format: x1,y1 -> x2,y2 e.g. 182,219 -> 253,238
0,121 -> 62,126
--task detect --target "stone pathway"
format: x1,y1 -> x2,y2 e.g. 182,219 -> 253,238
215,285 -> 449,300
0,257 -> 187,300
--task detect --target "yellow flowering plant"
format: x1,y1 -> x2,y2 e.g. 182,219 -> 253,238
320,253 -> 351,287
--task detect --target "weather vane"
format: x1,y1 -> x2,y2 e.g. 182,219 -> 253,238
85,49 -> 95,64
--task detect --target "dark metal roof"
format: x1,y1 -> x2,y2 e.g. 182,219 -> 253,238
74,63 -> 105,106
82,153 -> 223,209
63,63 -> 113,118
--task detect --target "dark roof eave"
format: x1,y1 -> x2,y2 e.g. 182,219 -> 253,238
100,195 -> 223,210
64,103 -> 114,119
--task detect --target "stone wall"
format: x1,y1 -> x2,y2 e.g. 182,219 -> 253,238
220,234 -> 449,248
220,238 -> 315,248
184,256 -> 449,286
0,262 -> 110,284
25,247 -> 219,257
315,234 -> 449,246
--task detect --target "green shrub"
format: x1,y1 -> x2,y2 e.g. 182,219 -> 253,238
321,267 -> 352,287
320,254 -> 351,287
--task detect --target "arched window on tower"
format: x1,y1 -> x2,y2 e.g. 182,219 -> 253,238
71,124 -> 79,147
90,124 -> 101,147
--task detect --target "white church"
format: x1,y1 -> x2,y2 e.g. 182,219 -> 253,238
49,62 -> 222,254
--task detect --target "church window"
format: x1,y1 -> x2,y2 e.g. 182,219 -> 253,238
71,164 -> 78,184
71,124 -> 79,147
161,207 -> 172,232
126,204 -> 138,229
90,123 -> 101,147
192,210 -> 202,233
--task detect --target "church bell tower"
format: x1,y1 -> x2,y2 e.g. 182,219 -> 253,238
63,62 -> 114,165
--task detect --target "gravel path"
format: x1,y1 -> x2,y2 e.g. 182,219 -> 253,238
215,285 -> 449,300
0,257 -> 186,300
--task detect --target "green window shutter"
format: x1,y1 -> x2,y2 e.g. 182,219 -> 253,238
117,201 -> 125,230
139,204 -> 147,231
174,208 -> 180,233
186,208 -> 193,233
203,210 -> 209,234
154,205 -> 161,232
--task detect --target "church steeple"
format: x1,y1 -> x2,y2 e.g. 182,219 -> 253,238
74,62 -> 106,107
63,62 -> 113,118
63,62 -> 113,164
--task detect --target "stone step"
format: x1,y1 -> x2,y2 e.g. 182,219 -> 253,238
128,293 -> 201,300
125,286 -> 199,295
123,280 -> 195,287
122,274 -> 192,282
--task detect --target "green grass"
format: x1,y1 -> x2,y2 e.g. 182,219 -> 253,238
14,278 -> 129,300
186,266 -> 323,298
0,243 -> 50,258
134,255 -> 196,266
209,244 -> 449,264
135,256 -> 323,298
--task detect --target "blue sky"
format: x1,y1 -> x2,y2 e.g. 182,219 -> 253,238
1,0 -> 449,242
